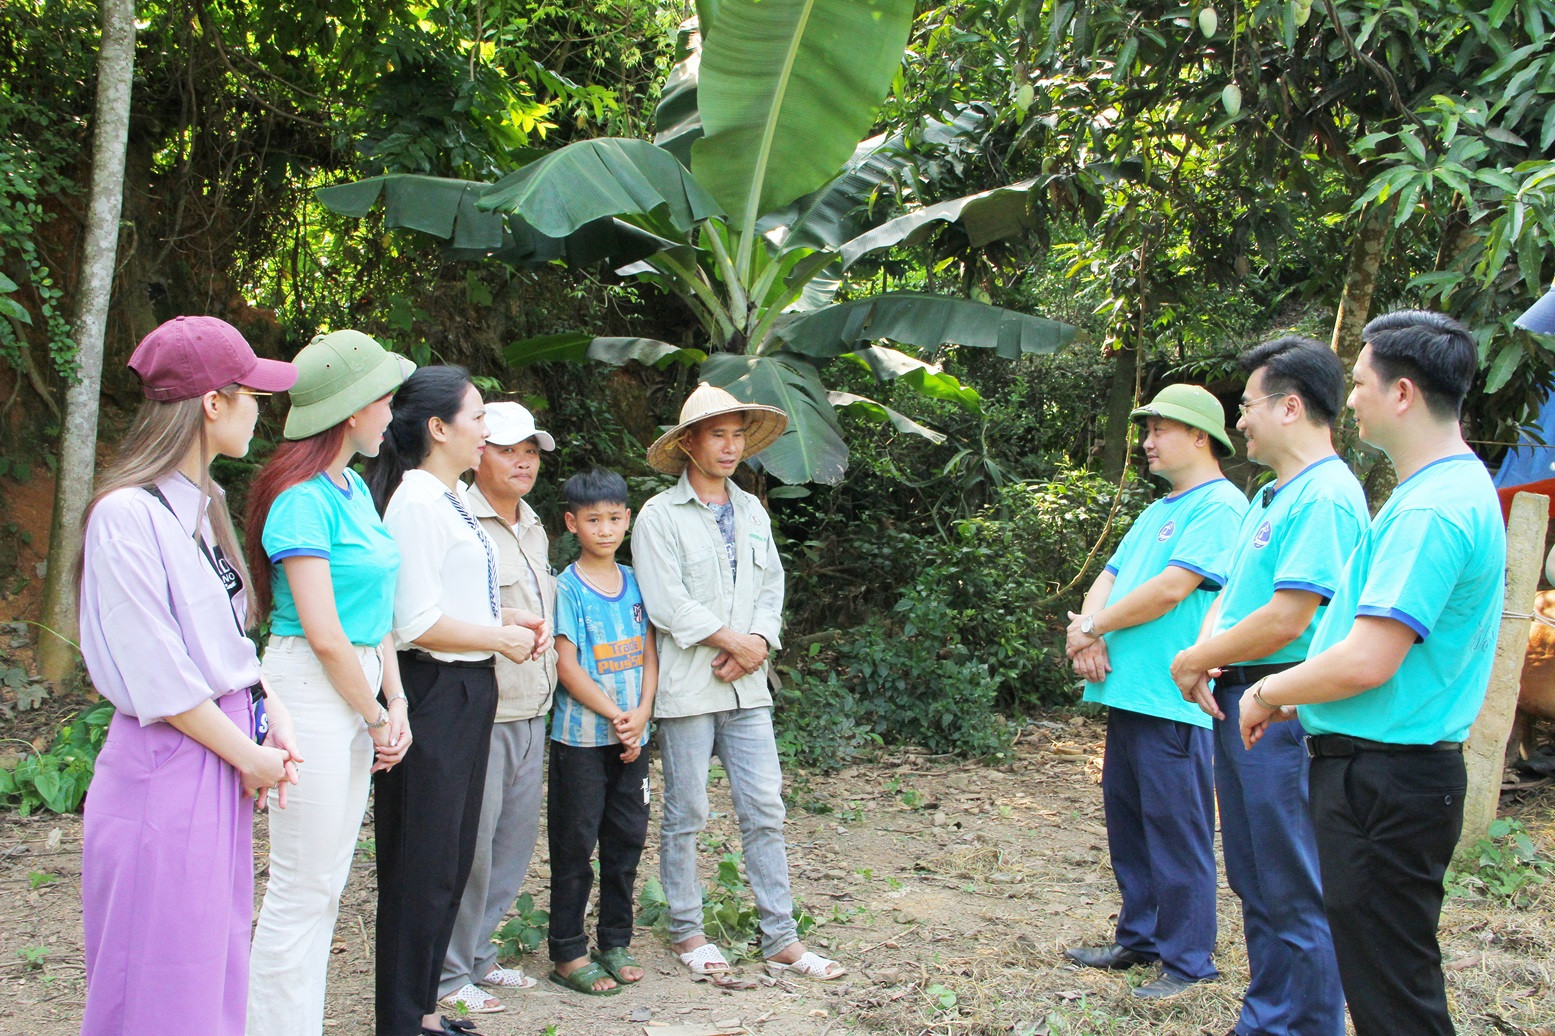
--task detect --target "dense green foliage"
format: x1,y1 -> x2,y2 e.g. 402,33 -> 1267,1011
773,470 -> 1148,765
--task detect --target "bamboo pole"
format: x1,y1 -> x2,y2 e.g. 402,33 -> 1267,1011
1456,491 -> 1548,860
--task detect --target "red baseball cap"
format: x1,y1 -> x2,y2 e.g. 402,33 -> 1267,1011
129,316 -> 298,401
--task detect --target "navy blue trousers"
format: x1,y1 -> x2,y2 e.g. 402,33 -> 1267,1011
1215,685 -> 1344,1036
1101,707 -> 1219,982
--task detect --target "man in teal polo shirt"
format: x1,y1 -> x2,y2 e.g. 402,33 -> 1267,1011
1239,311 -> 1503,1036
1063,384 -> 1248,999
1170,338 -> 1366,1036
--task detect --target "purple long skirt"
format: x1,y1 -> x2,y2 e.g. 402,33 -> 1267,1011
80,691 -> 254,1036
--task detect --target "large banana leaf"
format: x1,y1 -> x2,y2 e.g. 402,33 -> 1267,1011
316,175 -> 685,270
700,351 -> 847,484
505,334 -> 705,369
317,175 -> 507,251
478,138 -> 723,237
841,345 -> 982,411
760,132 -> 908,250
839,179 -> 1041,269
774,292 -> 1077,360
827,391 -> 947,443
766,105 -> 993,252
690,0 -> 914,233
654,19 -> 704,167
469,217 -> 689,269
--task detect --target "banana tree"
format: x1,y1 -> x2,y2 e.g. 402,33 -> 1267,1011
318,0 -> 1076,484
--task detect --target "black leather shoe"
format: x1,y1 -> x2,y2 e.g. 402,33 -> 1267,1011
1064,943 -> 1155,970
422,1017 -> 484,1036
1132,972 -> 1212,999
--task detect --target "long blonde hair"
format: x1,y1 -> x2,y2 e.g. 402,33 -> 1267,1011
77,386 -> 252,623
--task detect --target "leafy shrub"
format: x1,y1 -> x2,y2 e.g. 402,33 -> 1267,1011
492,892 -> 550,957
773,468 -> 1147,759
915,470 -> 1150,710
1447,819 -> 1553,906
0,698 -> 115,815
773,665 -> 883,773
836,600 -> 1011,758
637,853 -> 816,962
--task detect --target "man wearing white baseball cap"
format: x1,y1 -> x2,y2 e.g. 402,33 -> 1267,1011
438,401 -> 559,1014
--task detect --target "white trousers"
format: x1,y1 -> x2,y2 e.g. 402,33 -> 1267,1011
247,636 -> 381,1036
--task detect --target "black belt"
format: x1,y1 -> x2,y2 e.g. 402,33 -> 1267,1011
401,649 -> 495,670
1217,662 -> 1297,687
1305,734 -> 1462,758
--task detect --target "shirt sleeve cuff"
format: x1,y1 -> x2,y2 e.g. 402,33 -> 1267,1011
1356,605 -> 1429,642
395,608 -> 443,648
750,620 -> 783,652
668,602 -> 724,650
1168,560 -> 1221,591
1104,564 -> 1119,575
1273,579 -> 1335,600
269,547 -> 331,563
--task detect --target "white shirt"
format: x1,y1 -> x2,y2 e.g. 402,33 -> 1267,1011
384,469 -> 499,663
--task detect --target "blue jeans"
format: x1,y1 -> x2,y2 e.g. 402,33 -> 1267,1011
1215,685 -> 1344,1036
1102,707 -> 1219,982
657,707 -> 797,958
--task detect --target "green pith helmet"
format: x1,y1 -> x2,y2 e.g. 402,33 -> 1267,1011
283,330 -> 415,440
1130,383 -> 1235,457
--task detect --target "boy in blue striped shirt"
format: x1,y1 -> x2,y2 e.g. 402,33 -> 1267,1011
548,469 -> 659,995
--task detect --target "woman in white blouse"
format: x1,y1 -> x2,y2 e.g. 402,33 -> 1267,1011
365,366 -> 547,1036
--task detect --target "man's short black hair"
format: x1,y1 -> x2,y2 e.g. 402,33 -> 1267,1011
563,468 -> 629,512
1237,336 -> 1346,428
1361,310 -> 1477,419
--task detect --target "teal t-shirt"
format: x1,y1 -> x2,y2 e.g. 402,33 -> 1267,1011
1299,454 -> 1505,744
263,469 -> 401,646
1083,477 -> 1249,728
1212,455 -> 1369,665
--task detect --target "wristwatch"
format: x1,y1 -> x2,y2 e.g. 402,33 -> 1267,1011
367,706 -> 390,730
1080,614 -> 1098,637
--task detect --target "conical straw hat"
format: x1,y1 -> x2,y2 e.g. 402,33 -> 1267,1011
646,382 -> 789,475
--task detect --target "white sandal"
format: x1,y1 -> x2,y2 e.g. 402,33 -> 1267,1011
481,965 -> 538,989
677,942 -> 732,976
438,982 -> 505,1013
764,951 -> 846,981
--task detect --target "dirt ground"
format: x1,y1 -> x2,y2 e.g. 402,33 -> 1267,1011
2,719 -> 1553,1036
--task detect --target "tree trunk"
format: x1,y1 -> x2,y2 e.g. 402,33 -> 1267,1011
1330,212 -> 1386,367
1457,491 -> 1549,861
37,0 -> 138,684
1100,342 -> 1139,482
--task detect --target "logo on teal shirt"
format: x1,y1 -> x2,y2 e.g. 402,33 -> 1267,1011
1157,520 -> 1176,541
1253,520 -> 1272,549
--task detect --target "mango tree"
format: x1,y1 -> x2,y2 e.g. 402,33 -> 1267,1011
318,0 -> 1076,484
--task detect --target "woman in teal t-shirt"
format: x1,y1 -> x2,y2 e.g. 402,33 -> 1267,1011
242,330 -> 415,1036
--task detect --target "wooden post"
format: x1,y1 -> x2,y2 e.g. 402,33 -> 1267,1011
1456,491 -> 1548,861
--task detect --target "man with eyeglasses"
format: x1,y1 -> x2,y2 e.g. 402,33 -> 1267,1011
1170,337 -> 1367,1036
1237,311 -> 1503,1036
1063,383 -> 1247,999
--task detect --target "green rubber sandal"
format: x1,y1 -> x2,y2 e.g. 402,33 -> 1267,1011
548,960 -> 622,996
592,946 -> 645,984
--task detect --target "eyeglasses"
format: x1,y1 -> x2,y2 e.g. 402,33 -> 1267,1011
233,389 -> 274,398
1237,392 -> 1289,416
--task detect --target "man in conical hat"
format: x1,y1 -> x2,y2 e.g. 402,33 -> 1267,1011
632,383 -> 845,981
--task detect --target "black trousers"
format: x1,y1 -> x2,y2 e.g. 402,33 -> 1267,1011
547,741 -> 650,962
374,654 -> 497,1035
1309,747 -> 1466,1036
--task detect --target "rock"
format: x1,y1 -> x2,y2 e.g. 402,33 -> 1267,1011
629,1007 -> 653,1022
